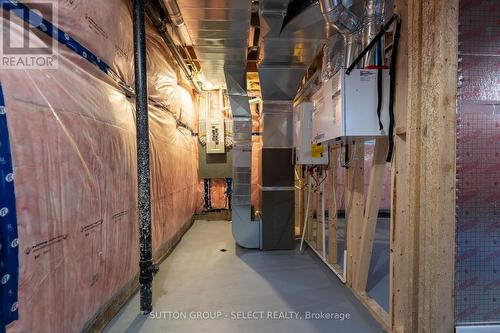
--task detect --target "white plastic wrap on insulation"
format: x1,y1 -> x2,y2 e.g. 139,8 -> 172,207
1,1 -> 202,332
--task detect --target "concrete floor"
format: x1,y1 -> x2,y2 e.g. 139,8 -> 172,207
104,220 -> 385,333
319,217 -> 390,311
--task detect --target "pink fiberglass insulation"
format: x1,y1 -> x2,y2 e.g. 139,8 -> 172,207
1,1 -> 200,332
313,141 -> 391,213
252,136 -> 263,212
252,103 -> 263,212
209,179 -> 229,210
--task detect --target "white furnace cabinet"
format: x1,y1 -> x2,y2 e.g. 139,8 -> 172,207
312,69 -> 390,144
293,102 -> 328,165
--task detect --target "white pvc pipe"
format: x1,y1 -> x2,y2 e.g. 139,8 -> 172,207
321,177 -> 326,258
299,175 -> 312,253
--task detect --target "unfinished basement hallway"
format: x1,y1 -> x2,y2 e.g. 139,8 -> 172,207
2,0 -> 493,331
103,220 -> 384,333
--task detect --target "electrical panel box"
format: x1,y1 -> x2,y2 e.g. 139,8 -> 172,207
312,68 -> 390,144
293,102 -> 328,165
206,119 -> 225,154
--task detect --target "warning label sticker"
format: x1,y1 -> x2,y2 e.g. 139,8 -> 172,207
311,144 -> 324,158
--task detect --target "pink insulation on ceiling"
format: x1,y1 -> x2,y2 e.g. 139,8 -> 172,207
1,1 -> 201,332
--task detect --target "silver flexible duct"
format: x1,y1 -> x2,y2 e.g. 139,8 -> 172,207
319,0 -> 361,80
319,0 -> 361,34
321,32 -> 344,82
320,0 -> 385,80
361,0 -> 385,66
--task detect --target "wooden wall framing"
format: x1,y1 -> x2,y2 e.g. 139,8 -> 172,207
294,0 -> 458,331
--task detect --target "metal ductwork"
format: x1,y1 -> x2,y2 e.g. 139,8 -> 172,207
321,31 -> 344,82
319,0 -> 362,82
173,0 -> 259,247
175,0 -> 250,85
320,0 -> 385,81
361,0 -> 385,67
319,0 -> 361,35
161,0 -> 193,46
257,0 -> 326,250
225,67 -> 260,249
144,0 -> 201,93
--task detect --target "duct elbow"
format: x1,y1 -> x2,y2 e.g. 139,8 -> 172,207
232,218 -> 260,249
319,0 -> 360,35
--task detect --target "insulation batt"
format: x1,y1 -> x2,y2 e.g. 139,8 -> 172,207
0,0 -> 201,332
302,142 -> 391,212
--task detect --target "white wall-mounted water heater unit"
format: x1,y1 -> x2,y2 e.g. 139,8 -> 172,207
293,102 -> 328,165
312,68 -> 390,144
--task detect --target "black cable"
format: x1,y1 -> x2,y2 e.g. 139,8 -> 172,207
376,39 -> 384,131
386,18 -> 402,163
346,13 -> 399,75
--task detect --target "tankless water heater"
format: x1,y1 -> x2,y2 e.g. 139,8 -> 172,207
312,69 -> 390,144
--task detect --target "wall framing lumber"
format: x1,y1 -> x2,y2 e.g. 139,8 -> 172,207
390,0 -> 412,331
328,146 -> 339,265
391,0 -> 458,332
353,291 -> 391,332
306,171 -> 314,242
316,169 -> 324,251
353,138 -> 389,292
293,2 -> 457,330
345,143 -> 365,287
295,165 -> 304,236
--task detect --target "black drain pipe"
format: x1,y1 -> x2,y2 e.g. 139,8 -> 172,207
133,0 -> 157,314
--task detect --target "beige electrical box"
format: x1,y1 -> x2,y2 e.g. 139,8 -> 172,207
206,119 -> 225,154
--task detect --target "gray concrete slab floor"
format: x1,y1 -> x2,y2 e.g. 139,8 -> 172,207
104,220 -> 385,333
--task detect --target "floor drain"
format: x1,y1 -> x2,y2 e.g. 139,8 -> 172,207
220,249 -> 227,252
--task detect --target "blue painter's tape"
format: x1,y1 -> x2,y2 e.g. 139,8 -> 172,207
0,84 -> 19,332
1,0 -> 110,74
1,0 -> 196,135
204,179 -> 212,210
225,178 -> 232,210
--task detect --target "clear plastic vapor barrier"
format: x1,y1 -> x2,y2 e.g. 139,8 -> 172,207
0,1 -> 202,332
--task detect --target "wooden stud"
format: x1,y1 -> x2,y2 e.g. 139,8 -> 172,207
316,169 -> 323,251
295,165 -> 304,237
390,1 -> 412,332
306,171 -> 314,242
345,143 -> 365,287
353,291 -> 391,332
328,146 -> 339,265
390,0 -> 458,332
353,138 -> 389,292
413,1 -> 457,331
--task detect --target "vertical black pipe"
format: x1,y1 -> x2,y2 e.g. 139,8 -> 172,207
133,0 -> 154,314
